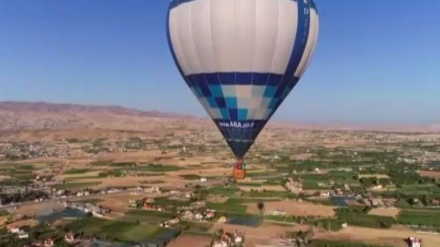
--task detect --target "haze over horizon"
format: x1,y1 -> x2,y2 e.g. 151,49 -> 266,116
1,0 -> 440,124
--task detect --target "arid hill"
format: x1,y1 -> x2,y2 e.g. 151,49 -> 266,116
0,101 -> 439,134
0,101 -> 196,131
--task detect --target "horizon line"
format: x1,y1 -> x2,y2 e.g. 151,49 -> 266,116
1,100 -> 439,129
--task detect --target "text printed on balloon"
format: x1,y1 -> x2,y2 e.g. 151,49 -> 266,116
218,121 -> 255,129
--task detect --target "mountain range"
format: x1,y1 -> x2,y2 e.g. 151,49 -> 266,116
0,101 -> 439,133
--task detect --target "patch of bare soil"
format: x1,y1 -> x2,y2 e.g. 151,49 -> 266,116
207,196 -> 229,203
51,219 -> 74,227
0,216 -> 8,226
166,234 -> 212,247
7,219 -> 38,228
418,170 -> 440,178
315,226 -> 440,247
73,176 -> 173,189
13,202 -> 64,216
368,208 -> 400,218
289,153 -> 313,160
246,200 -> 335,217
167,167 -> 233,177
97,193 -> 149,213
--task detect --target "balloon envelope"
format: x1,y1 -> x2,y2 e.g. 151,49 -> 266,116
167,0 -> 319,159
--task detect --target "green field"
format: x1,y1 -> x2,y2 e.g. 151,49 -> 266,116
136,164 -> 182,172
0,163 -> 35,171
310,239 -> 393,247
98,169 -> 125,177
334,207 -> 395,229
246,172 -> 285,178
241,190 -> 294,198
297,172 -> 358,184
0,163 -> 35,185
207,198 -> 281,214
153,197 -> 190,207
208,199 -> 248,213
177,221 -> 213,232
302,180 -> 325,190
126,209 -> 177,218
67,217 -> 170,242
108,162 -> 137,167
179,174 -> 201,180
139,180 -> 165,184
237,182 -> 262,187
63,168 -> 93,175
398,209 -> 440,227
0,163 -> 35,174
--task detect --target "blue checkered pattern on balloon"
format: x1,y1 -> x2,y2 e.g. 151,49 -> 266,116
184,72 -> 301,158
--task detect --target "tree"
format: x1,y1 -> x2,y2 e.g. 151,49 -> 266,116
257,202 -> 265,214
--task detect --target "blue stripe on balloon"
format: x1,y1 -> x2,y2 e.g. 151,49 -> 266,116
268,0 -> 310,118
236,74 -> 253,85
187,73 -> 281,86
309,0 -> 318,14
277,0 -> 310,97
250,73 -> 269,86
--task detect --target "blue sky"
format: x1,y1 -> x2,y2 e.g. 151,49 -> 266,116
0,0 -> 439,124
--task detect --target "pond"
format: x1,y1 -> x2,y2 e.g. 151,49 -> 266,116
330,196 -> 356,206
38,208 -> 86,222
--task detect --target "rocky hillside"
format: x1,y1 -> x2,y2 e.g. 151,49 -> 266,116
0,101 -> 195,131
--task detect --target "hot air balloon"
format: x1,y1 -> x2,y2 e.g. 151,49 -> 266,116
166,0 -> 319,179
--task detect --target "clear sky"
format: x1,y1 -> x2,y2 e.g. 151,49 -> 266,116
1,0 -> 439,124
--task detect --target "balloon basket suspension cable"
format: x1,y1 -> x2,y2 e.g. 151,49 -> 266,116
233,158 -> 246,180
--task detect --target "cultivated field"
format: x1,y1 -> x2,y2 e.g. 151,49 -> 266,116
246,200 -> 335,217
418,170 -> 440,178
210,222 -> 310,239
239,185 -> 287,192
368,207 -> 400,218
167,234 -> 212,247
96,193 -> 149,213
359,174 -> 390,179
315,226 -> 440,247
